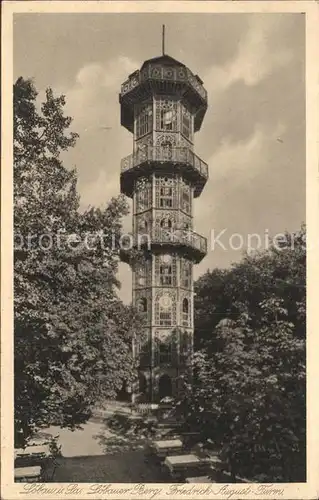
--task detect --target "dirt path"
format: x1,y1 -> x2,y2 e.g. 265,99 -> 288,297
42,420 -> 165,482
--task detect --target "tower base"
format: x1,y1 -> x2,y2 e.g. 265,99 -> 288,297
136,366 -> 191,403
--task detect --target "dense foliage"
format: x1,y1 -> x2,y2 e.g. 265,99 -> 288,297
14,77 -> 142,447
177,227 -> 306,482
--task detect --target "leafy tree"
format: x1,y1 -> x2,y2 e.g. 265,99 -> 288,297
14,77 -> 141,447
177,227 -> 306,481
195,227 -> 305,348
194,268 -> 233,350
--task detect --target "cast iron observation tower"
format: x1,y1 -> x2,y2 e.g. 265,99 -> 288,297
119,41 -> 208,402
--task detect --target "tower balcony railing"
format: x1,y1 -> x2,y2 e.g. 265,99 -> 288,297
120,65 -> 207,101
152,228 -> 207,254
120,228 -> 207,262
121,146 -> 208,179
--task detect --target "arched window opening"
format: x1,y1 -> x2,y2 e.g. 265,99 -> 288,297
160,218 -> 173,242
155,254 -> 176,288
160,255 -> 173,286
181,186 -> 191,213
160,218 -> 172,229
136,103 -> 153,138
155,292 -> 176,325
182,298 -> 189,313
181,106 -> 191,140
159,307 -> 172,326
136,177 -> 151,212
155,176 -> 176,209
160,185 -> 173,207
156,98 -> 178,133
161,110 -> 174,130
182,260 -> 192,289
162,140 -> 173,160
182,298 -> 189,326
158,294 -> 172,326
136,262 -> 147,286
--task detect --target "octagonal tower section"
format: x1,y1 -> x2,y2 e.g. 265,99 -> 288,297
119,55 -> 208,402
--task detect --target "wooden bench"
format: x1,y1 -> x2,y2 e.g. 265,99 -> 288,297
164,454 -> 212,481
151,439 -> 183,459
15,444 -> 50,456
15,444 -> 60,481
15,445 -> 50,467
15,466 -> 42,483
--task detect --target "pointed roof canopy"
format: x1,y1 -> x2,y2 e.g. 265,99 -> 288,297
141,54 -> 186,70
139,54 -> 204,84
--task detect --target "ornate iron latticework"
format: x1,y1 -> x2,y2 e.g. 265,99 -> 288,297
119,54 -> 208,402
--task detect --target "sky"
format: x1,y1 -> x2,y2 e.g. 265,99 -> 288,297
13,13 -> 305,304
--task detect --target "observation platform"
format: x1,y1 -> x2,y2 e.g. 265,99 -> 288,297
119,228 -> 207,264
120,145 -> 208,198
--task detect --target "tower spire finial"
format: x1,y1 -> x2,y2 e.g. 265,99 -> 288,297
162,24 -> 165,55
